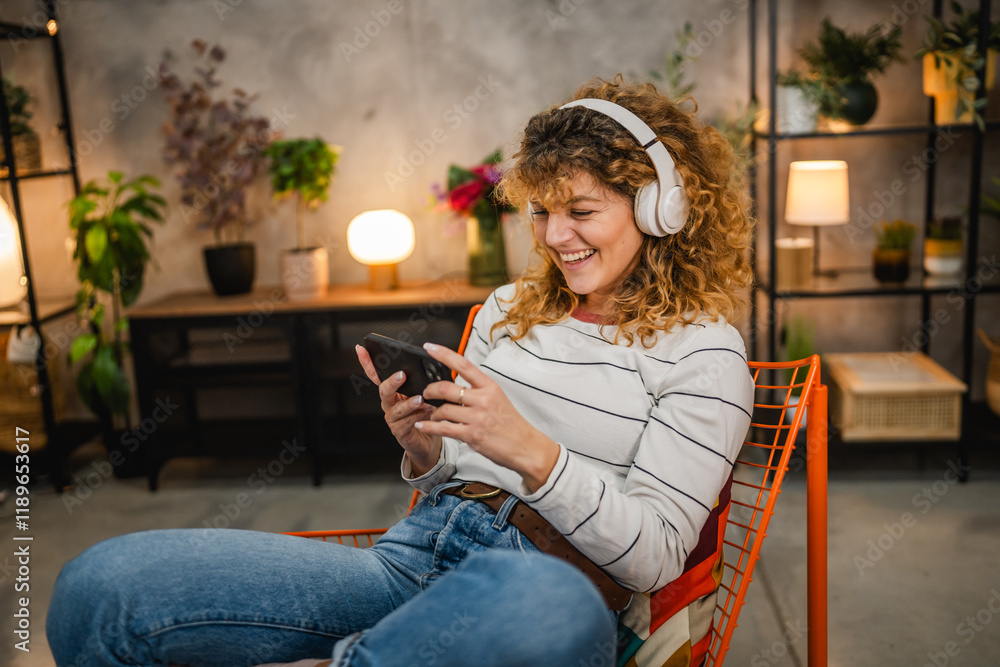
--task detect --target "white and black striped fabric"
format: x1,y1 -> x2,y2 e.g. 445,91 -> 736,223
403,284 -> 754,593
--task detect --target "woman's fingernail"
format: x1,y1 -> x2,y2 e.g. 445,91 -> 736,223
411,395 -> 423,406
423,342 -> 440,352
395,371 -> 404,381
414,421 -> 424,430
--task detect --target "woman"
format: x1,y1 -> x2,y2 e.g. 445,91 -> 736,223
47,77 -> 754,667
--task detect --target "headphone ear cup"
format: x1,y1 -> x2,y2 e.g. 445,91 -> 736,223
633,182 -> 662,236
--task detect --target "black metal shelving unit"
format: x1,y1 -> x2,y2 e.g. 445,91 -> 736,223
748,0 -> 999,477
0,1 -> 88,487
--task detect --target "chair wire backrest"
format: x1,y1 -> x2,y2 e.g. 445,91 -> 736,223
704,356 -> 827,667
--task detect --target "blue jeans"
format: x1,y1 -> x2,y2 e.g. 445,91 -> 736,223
47,482 -> 617,667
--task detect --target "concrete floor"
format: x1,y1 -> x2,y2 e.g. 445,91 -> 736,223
2,442 -> 999,667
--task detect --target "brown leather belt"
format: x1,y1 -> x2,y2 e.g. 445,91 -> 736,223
442,481 -> 632,611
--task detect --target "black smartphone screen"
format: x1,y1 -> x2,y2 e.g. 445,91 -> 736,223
363,334 -> 452,406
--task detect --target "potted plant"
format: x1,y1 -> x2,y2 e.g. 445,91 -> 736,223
773,69 -> 837,133
158,40 -> 271,296
263,138 -> 341,301
1,78 -> 41,173
917,1 -> 1000,127
433,150 -> 516,286
68,171 -> 165,476
784,313 -> 814,403
924,216 -> 963,276
873,219 -> 916,283
799,18 -> 904,126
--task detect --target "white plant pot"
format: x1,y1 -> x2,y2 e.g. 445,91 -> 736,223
923,254 -> 963,276
776,86 -> 818,134
280,247 -> 329,301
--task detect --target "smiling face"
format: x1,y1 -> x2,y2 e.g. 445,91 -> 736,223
530,171 -> 645,316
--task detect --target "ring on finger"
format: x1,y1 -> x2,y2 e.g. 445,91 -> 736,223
459,388 -> 465,406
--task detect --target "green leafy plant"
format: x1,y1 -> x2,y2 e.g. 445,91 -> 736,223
2,78 -> 34,136
917,1 -> 1000,128
68,171 -> 166,418
799,18 -> 904,119
801,18 -> 904,85
875,219 -> 917,250
263,138 -> 341,250
649,21 -> 695,100
649,24 -> 758,171
158,40 -> 271,245
783,315 -> 815,397
928,215 -> 963,240
776,69 -> 841,113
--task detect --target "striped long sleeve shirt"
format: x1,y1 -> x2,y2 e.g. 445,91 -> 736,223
403,284 -> 754,593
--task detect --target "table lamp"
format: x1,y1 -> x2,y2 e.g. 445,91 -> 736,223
785,160 -> 850,277
0,196 -> 27,308
347,209 -> 415,291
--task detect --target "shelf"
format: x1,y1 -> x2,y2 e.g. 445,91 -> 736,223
762,268 -> 1000,299
0,21 -> 56,41
0,167 -> 75,181
0,296 -> 76,327
754,119 -> 1000,142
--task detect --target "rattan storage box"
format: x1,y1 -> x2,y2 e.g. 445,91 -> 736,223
826,352 -> 967,441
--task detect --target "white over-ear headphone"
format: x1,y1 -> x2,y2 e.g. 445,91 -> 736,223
550,98 -> 689,236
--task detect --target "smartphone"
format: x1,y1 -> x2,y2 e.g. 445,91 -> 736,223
363,333 -> 452,406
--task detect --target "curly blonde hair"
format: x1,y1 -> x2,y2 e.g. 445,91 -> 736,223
497,76 -> 754,347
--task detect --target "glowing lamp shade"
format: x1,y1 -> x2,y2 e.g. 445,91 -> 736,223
0,197 -> 26,308
785,160 -> 850,226
347,209 -> 415,290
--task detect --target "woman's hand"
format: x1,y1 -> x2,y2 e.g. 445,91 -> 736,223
355,345 -> 442,475
415,343 -> 560,493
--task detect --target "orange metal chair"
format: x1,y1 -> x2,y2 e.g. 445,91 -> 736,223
286,308 -> 828,666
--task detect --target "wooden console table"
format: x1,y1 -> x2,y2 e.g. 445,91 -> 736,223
128,277 -> 494,489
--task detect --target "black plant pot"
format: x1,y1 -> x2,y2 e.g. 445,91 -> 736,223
837,80 -> 878,126
204,243 -> 256,296
873,248 -> 910,284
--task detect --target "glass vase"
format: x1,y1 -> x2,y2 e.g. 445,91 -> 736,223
467,205 -> 507,286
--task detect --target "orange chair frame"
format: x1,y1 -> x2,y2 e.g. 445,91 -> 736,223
286,308 -> 828,667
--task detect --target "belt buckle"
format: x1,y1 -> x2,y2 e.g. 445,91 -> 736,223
459,483 -> 502,500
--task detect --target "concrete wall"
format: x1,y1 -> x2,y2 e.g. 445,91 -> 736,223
2,0 -> 997,411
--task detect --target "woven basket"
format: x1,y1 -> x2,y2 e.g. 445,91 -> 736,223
0,132 -> 42,175
827,352 -> 966,441
0,330 -> 65,452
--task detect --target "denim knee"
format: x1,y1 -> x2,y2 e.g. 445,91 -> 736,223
458,550 -> 616,662
47,534 -> 151,667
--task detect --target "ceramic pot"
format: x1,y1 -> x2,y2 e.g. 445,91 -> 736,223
923,238 -> 963,276
776,86 -> 819,133
923,50 -> 998,124
204,242 -> 256,296
280,247 -> 329,301
873,248 -> 910,283
836,79 -> 878,125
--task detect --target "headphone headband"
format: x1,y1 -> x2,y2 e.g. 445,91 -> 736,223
557,98 -> 688,236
